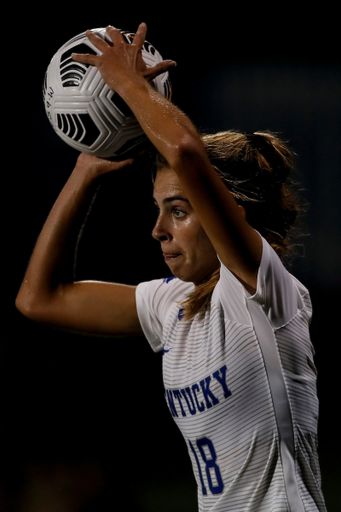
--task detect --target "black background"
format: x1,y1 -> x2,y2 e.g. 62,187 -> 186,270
5,3 -> 340,511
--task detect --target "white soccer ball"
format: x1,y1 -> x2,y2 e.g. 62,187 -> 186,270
43,28 -> 171,158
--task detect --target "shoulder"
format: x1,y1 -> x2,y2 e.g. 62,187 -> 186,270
215,237 -> 310,328
135,276 -> 193,352
136,276 -> 193,309
249,237 -> 311,328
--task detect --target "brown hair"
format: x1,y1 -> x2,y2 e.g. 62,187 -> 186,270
156,130 -> 302,320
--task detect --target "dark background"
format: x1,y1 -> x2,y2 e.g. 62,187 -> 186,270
5,4 -> 340,511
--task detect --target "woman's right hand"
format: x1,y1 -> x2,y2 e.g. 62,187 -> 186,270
75,152 -> 134,180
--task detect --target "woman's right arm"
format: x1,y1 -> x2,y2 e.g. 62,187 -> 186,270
15,153 -> 143,337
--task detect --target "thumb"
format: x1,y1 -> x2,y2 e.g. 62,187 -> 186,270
144,60 -> 177,81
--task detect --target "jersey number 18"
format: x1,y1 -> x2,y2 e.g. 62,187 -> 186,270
189,437 -> 224,495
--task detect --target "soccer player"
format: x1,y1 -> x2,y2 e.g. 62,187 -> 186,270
16,24 -> 327,511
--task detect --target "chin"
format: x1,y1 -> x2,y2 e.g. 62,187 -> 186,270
171,267 -> 203,285
179,266 -> 220,286
176,274 -> 195,283
166,265 -> 194,283
168,270 -> 191,283
166,257 -> 218,285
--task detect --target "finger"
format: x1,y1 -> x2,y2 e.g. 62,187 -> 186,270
77,154 -> 134,176
71,52 -> 99,66
145,60 -> 177,81
105,157 -> 134,168
85,29 -> 110,52
106,25 -> 125,45
133,22 -> 147,48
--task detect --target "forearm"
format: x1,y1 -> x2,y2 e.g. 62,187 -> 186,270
117,78 -> 205,169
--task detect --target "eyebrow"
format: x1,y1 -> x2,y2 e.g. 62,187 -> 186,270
154,195 -> 190,205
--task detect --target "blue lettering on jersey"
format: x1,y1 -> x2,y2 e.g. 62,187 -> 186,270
182,387 -> 197,415
173,390 -> 187,416
163,276 -> 176,283
162,348 -> 172,356
165,389 -> 178,417
165,365 -> 231,417
212,366 -> 231,399
178,308 -> 185,321
200,376 -> 220,409
192,384 -> 205,412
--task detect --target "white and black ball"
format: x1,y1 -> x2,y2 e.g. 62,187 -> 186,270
43,28 -> 171,158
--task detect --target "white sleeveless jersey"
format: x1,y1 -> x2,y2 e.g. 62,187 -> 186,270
136,237 -> 326,512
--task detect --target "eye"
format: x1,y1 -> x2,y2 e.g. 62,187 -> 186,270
173,208 -> 186,218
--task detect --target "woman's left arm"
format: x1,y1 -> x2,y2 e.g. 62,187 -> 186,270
72,24 -> 262,290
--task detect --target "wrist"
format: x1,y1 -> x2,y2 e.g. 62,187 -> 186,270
112,75 -> 151,109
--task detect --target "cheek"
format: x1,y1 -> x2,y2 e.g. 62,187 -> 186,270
174,217 -> 195,241
175,217 -> 216,259
196,227 -> 216,255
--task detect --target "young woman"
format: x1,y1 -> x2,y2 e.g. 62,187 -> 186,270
16,24 -> 327,511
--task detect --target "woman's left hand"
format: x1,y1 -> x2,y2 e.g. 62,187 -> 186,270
72,23 -> 176,94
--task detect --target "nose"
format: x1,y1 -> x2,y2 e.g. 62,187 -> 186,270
152,213 -> 173,242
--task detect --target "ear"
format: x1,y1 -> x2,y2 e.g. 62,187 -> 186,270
238,205 -> 247,219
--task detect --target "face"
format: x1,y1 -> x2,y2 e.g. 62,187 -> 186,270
152,168 -> 219,285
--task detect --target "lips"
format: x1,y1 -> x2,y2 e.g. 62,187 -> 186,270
163,253 -> 181,261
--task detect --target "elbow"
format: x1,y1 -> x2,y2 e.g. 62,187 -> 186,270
15,285 -> 48,323
166,134 -> 208,174
15,288 -> 37,321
